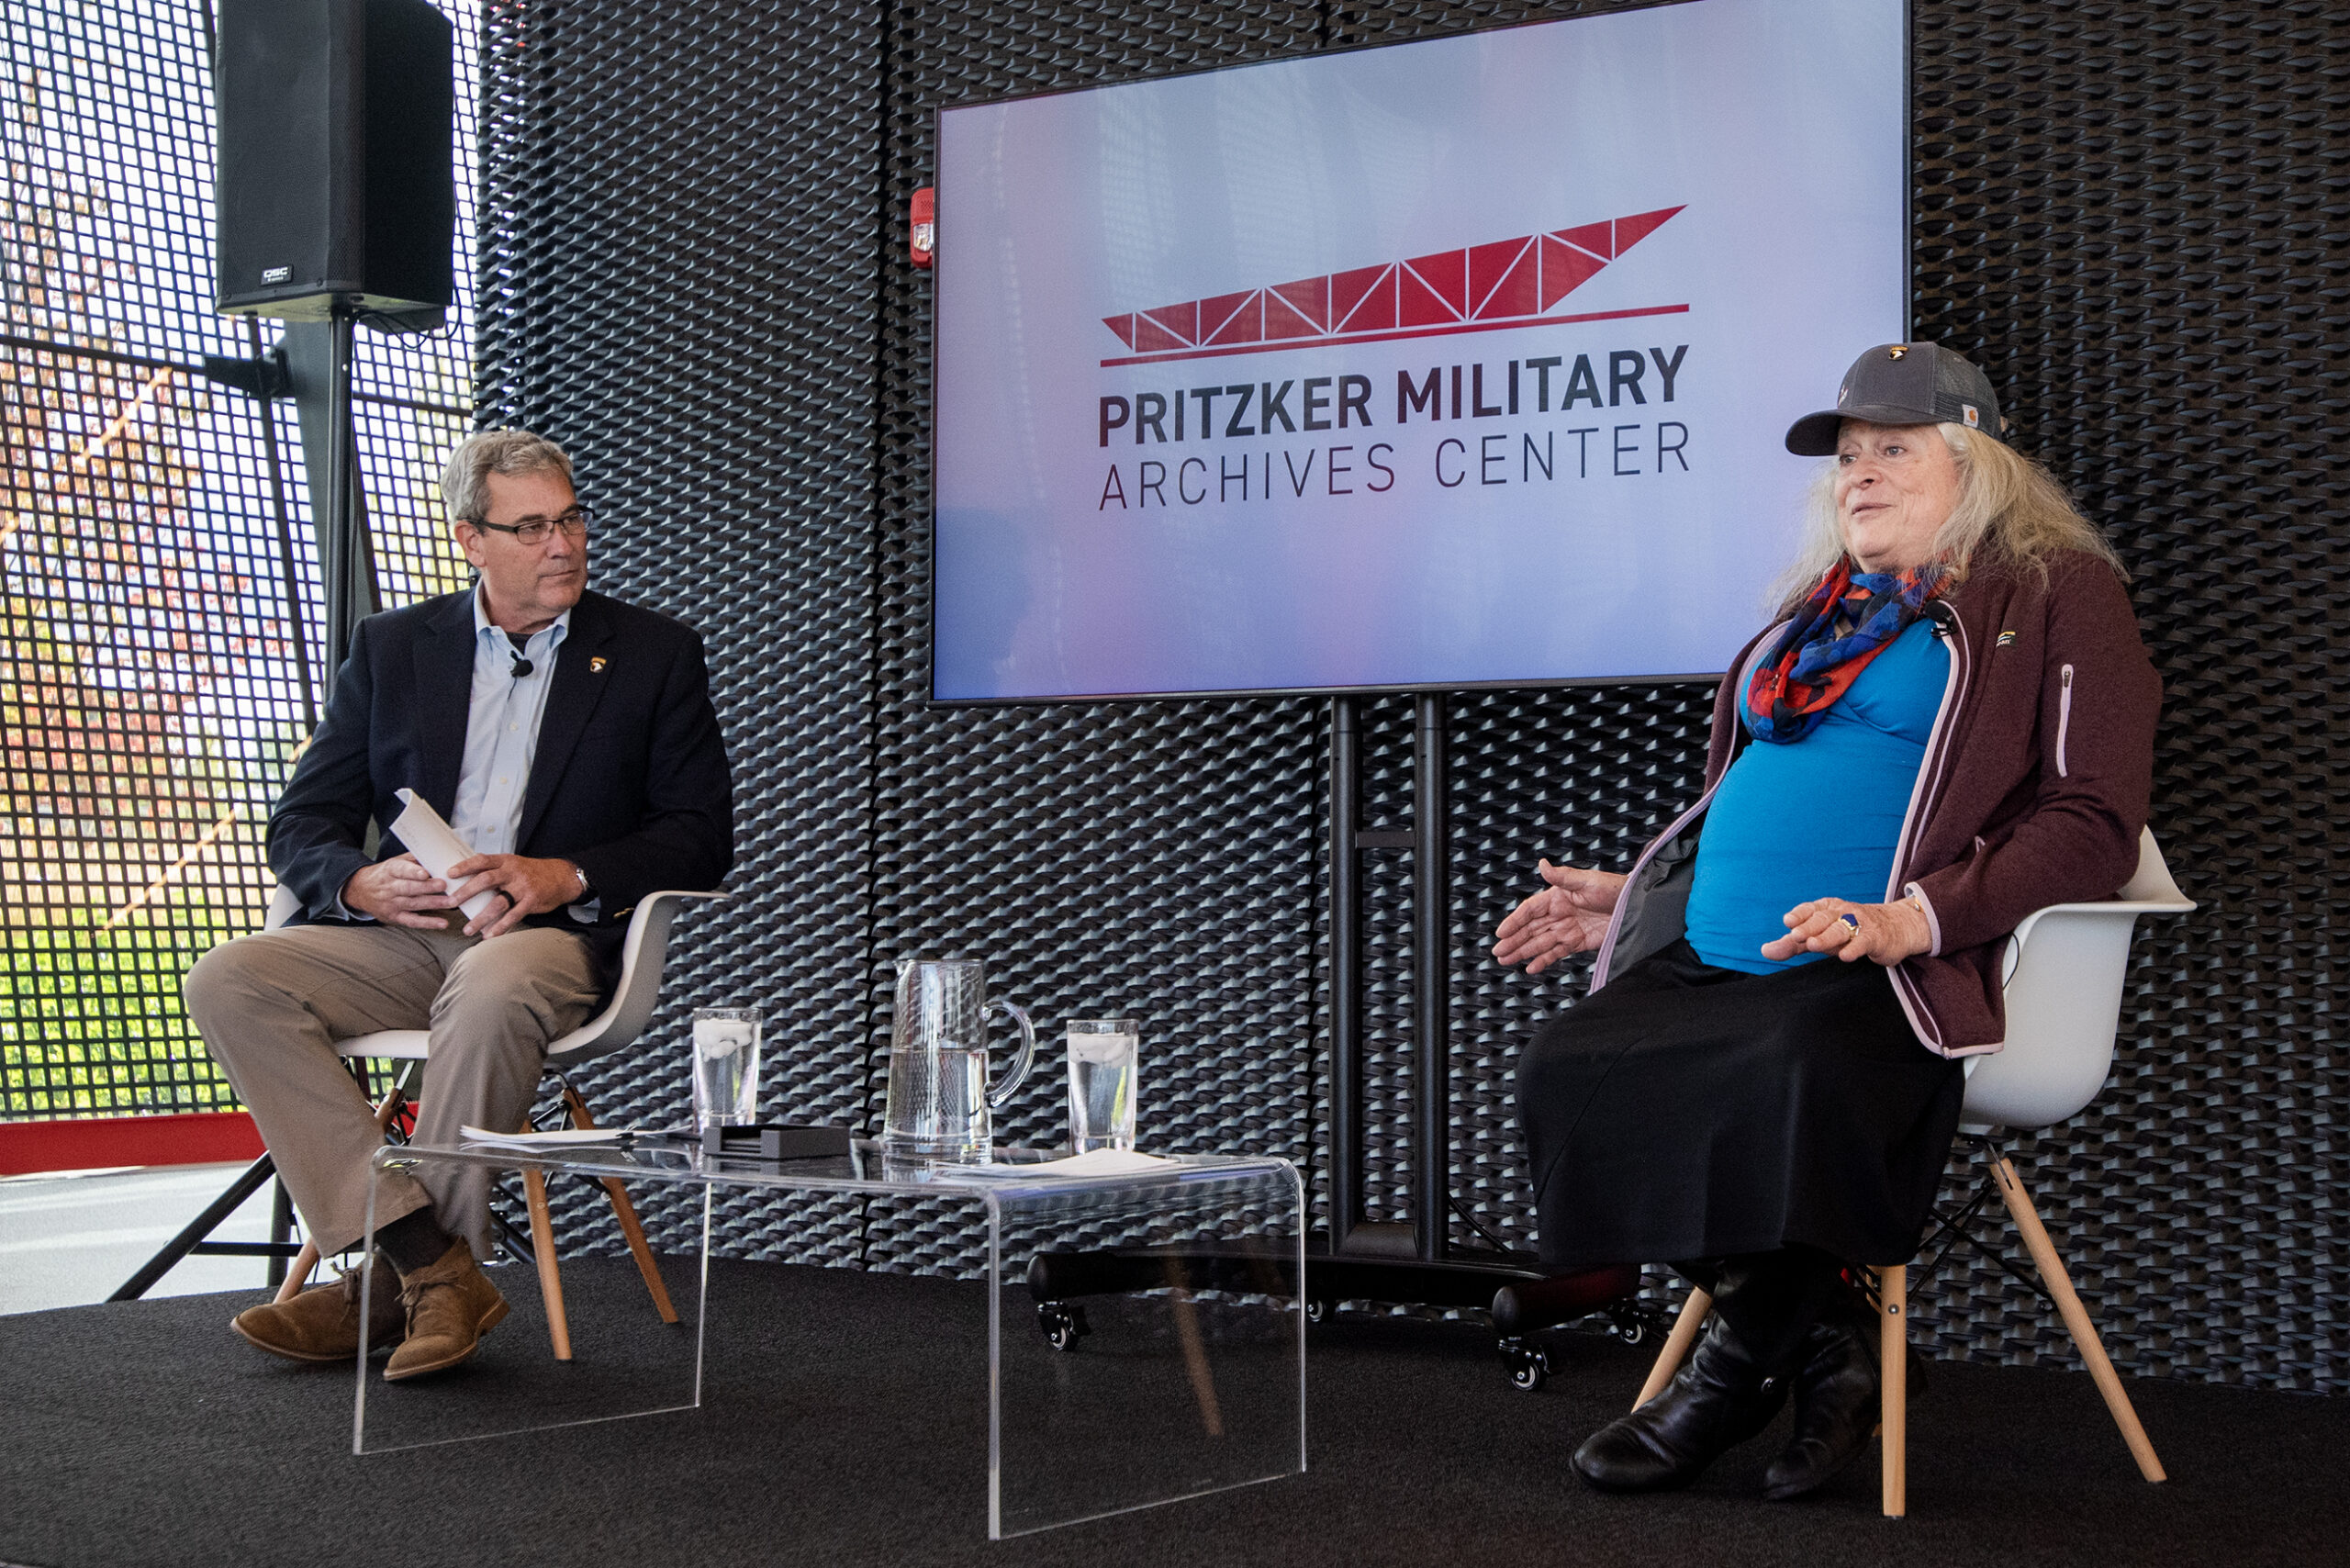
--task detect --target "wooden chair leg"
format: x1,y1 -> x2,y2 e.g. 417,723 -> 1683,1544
598,1179 -> 679,1324
1162,1256 -> 1225,1438
1633,1286 -> 1713,1411
274,1082 -> 409,1304
1879,1262 -> 1908,1518
561,1086 -> 678,1324
521,1167 -> 573,1361
1994,1157 -> 2165,1483
272,1241 -> 321,1305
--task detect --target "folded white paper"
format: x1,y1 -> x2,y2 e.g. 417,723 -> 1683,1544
391,788 -> 498,923
952,1148 -> 1175,1180
459,1126 -> 635,1148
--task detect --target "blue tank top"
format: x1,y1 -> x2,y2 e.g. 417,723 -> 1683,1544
1683,619 -> 1949,974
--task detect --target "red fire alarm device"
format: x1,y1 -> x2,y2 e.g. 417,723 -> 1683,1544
910,186 -> 934,269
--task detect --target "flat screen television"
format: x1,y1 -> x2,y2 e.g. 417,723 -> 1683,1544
933,0 -> 1908,702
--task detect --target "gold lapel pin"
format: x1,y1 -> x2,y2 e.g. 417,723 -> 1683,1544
590,655 -> 608,673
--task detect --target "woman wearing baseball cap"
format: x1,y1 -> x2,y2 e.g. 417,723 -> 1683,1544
1494,342 -> 2159,1499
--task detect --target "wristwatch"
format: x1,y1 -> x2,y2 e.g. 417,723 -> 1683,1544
568,861 -> 591,900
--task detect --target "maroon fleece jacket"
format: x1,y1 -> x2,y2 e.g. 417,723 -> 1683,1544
1592,547 -> 2160,1056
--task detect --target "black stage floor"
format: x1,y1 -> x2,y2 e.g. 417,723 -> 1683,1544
2,1258 -> 2339,1568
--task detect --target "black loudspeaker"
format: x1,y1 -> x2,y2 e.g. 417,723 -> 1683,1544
214,0 -> 454,321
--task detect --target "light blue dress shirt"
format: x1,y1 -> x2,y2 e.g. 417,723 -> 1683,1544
339,589 -> 574,923
448,588 -> 570,857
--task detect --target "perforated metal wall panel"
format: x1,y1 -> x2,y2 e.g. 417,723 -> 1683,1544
476,0 -> 2348,1392
472,0 -> 888,1266
0,0 -> 481,1119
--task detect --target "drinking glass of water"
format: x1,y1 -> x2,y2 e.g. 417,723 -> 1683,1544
1067,1020 -> 1139,1153
689,1006 -> 761,1132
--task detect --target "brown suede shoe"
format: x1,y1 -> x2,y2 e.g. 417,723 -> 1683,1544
230,1256 -> 406,1363
382,1238 -> 509,1382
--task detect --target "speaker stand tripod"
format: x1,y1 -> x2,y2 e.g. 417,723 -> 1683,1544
118,299 -> 380,1301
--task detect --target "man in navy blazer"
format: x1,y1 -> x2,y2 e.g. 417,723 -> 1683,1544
185,430 -> 731,1381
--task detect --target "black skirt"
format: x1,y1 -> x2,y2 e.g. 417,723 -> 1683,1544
1516,939 -> 1965,1271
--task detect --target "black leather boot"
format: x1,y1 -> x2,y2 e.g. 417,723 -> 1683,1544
1570,1249 -> 1833,1494
1762,1293 -> 1928,1501
1570,1309 -> 1792,1491
1761,1300 -> 1877,1500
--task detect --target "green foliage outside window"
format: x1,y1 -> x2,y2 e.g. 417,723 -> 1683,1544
2,3 -> 479,1121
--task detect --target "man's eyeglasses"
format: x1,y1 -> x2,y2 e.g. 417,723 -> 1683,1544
467,505 -> 589,545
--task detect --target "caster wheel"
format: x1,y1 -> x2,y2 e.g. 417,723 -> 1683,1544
1304,1298 -> 1331,1325
1617,1319 -> 1648,1348
1037,1301 -> 1091,1351
1499,1337 -> 1551,1393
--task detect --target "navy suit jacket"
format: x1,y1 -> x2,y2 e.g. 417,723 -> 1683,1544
267,588 -> 734,994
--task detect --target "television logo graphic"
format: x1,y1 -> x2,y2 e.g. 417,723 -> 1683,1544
1099,207 -> 1684,365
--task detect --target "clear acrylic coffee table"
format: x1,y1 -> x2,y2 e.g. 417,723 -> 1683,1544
357,1139 -> 1304,1539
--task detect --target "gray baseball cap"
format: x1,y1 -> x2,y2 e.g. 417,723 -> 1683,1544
1785,342 -> 2008,455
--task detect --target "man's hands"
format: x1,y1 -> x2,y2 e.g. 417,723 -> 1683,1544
1491,859 -> 1628,974
338,852 -> 584,938
446,854 -> 586,938
1762,896 -> 1931,967
340,854 -> 459,929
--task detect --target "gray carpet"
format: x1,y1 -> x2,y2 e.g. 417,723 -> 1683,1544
1,1259 -> 2338,1568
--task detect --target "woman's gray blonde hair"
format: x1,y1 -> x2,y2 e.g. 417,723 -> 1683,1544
440,430 -> 574,525
1771,422 -> 2123,613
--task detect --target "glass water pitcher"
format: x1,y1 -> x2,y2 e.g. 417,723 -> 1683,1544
883,957 -> 1036,1162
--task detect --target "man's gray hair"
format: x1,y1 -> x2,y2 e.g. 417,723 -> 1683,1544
440,430 -> 574,524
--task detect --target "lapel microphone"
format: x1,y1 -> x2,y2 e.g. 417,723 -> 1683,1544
509,652 -> 533,678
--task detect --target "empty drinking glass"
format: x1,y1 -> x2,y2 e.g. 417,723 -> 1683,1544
1067,1020 -> 1139,1153
689,1006 -> 761,1131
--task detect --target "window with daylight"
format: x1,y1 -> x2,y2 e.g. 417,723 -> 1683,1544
1,0 -> 480,1117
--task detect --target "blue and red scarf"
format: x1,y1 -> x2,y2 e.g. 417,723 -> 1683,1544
1743,560 -> 1944,744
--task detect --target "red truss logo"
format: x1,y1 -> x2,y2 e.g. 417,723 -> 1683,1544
1100,205 -> 1684,366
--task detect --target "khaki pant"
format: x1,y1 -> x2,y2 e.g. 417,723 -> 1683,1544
185,920 -> 599,1259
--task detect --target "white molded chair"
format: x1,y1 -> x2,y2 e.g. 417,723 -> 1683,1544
267,887 -> 731,1361
1632,827 -> 2194,1516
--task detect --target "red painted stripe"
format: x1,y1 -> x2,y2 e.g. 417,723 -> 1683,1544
1097,302 -> 1689,368
0,1111 -> 266,1175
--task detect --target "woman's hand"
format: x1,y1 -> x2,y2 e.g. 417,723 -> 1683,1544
1762,895 -> 1932,967
1492,860 -> 1628,974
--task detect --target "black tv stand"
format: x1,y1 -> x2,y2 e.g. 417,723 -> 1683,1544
1027,695 -> 1660,1393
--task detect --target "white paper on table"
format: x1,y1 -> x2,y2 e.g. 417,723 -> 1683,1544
951,1148 -> 1175,1180
391,788 -> 498,923
459,1126 -> 635,1148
